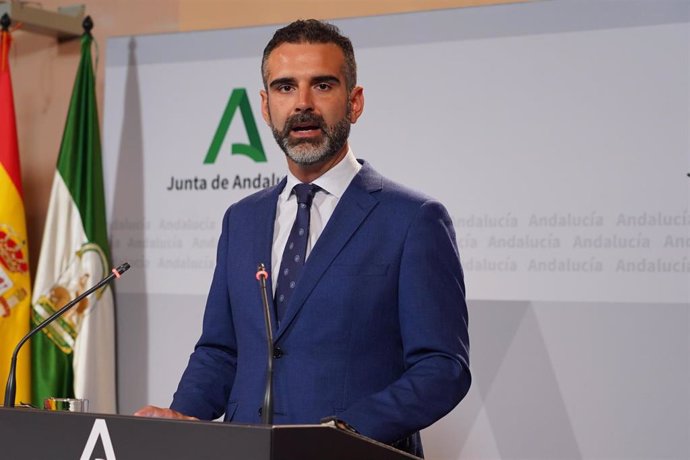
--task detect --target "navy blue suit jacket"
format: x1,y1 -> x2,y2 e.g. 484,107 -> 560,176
171,161 -> 471,457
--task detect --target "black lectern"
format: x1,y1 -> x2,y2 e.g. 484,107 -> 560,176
0,407 -> 420,459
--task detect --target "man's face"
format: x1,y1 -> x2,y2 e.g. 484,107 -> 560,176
261,42 -> 363,167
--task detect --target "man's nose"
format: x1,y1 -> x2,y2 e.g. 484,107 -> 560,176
294,89 -> 314,112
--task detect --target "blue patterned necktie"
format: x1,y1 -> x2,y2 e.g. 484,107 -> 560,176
275,183 -> 319,324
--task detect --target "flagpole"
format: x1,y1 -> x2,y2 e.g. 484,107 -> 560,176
82,15 -> 93,35
1,15 -> 10,73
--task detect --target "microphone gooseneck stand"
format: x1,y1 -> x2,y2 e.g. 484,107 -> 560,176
3,262 -> 131,408
256,263 -> 274,425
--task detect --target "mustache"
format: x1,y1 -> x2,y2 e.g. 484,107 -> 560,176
281,112 -> 326,136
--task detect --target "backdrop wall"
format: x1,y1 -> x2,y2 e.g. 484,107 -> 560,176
103,1 -> 689,458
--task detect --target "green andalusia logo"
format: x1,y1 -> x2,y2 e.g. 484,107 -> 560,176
166,88 -> 280,191
204,88 -> 267,164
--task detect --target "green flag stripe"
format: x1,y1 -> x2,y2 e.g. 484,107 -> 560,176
31,330 -> 74,404
56,34 -> 110,261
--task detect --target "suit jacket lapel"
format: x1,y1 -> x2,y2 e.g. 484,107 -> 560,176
275,162 -> 383,341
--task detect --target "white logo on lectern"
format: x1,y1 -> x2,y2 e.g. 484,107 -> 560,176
80,418 -> 117,460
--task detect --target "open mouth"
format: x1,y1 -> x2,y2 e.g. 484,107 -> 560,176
290,122 -> 322,137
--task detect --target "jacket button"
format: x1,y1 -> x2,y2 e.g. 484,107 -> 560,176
258,407 -> 262,416
273,346 -> 283,359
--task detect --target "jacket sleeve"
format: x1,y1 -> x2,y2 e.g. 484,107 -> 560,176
170,207 -> 238,420
336,200 -> 471,443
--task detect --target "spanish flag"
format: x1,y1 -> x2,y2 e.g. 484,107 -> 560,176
0,25 -> 32,405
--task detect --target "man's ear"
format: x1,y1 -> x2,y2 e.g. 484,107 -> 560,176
349,86 -> 364,124
260,89 -> 271,125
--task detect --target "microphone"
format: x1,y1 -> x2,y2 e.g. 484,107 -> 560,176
3,262 -> 131,408
255,263 -> 274,424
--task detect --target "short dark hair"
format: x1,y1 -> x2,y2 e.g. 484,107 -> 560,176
262,19 -> 357,92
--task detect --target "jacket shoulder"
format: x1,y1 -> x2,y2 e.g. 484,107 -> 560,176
363,164 -> 441,213
224,178 -> 285,215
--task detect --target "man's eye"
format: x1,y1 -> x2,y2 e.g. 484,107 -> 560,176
277,85 -> 294,92
315,83 -> 331,91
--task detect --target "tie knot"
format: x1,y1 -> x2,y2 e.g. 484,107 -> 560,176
293,183 -> 318,206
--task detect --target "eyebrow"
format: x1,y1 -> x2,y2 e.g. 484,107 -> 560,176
268,75 -> 341,90
312,75 -> 341,86
269,77 -> 297,89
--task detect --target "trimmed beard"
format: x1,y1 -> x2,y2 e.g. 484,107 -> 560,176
271,109 -> 351,166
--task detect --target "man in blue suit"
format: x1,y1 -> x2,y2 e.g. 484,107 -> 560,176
135,19 -> 470,457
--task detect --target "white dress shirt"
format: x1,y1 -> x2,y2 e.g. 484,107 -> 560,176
271,149 -> 362,293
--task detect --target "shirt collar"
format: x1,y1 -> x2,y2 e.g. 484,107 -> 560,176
282,147 -> 361,200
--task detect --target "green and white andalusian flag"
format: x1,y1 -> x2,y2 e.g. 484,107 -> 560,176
31,32 -> 116,413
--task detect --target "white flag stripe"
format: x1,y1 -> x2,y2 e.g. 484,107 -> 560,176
33,174 -> 88,300
33,172 -> 117,413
